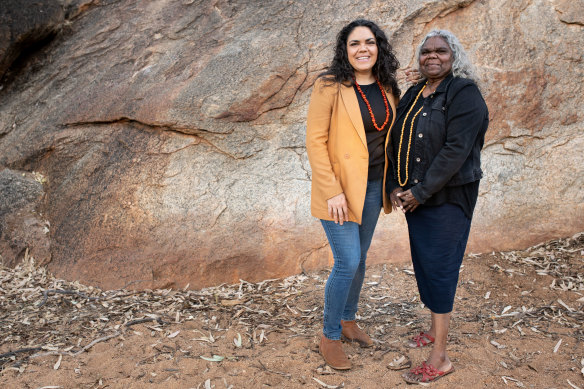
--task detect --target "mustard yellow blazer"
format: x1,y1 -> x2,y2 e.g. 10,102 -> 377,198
306,77 -> 398,223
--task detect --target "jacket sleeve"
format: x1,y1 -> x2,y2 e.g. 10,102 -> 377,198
306,78 -> 344,200
385,153 -> 401,193
411,83 -> 487,203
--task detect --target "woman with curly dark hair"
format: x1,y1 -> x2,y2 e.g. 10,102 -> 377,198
306,19 -> 409,370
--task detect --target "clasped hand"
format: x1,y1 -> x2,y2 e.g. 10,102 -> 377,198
390,188 -> 420,213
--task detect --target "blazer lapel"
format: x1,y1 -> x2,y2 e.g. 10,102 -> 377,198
340,83 -> 368,149
385,90 -> 397,133
384,90 -> 398,151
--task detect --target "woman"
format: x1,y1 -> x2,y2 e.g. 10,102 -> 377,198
386,30 -> 489,383
305,19 -> 401,370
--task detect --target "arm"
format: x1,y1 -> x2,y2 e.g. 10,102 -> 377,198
411,84 -> 487,203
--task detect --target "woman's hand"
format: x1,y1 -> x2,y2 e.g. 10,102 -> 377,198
327,193 -> 348,225
396,189 -> 420,212
390,188 -> 404,212
404,68 -> 423,84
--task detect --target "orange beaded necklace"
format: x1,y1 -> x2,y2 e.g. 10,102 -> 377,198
354,78 -> 390,132
397,83 -> 427,187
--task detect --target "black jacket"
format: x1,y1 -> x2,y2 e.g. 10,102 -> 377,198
386,74 -> 489,204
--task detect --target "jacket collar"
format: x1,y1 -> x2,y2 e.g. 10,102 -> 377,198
398,72 -> 454,114
433,72 -> 454,94
409,72 -> 455,96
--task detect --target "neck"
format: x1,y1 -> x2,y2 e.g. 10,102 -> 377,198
425,76 -> 447,92
354,71 -> 375,85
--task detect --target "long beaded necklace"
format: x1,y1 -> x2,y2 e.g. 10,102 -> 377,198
353,78 -> 390,132
397,83 -> 427,187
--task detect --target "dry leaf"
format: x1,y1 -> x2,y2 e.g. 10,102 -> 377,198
567,379 -> 581,389
557,299 -> 574,312
200,355 -> 224,362
316,365 -> 335,375
387,355 -> 411,370
234,333 -> 242,348
221,299 -> 244,306
53,354 -> 62,370
553,339 -> 562,353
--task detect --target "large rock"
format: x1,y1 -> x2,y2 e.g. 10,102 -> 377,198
0,0 -> 582,289
0,169 -> 51,267
0,0 -> 64,80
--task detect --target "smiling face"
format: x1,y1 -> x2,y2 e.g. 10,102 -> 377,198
419,36 -> 453,81
346,26 -> 378,80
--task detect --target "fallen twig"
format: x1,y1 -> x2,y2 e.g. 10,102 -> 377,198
124,317 -> 165,327
256,360 -> 291,378
72,332 -> 121,356
0,347 -> 42,359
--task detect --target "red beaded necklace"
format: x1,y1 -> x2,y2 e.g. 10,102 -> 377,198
354,78 -> 390,131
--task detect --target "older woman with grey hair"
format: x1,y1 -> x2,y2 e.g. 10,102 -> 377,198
385,30 -> 489,383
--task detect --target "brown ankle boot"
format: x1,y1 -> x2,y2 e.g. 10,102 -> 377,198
341,320 -> 373,348
319,334 -> 352,370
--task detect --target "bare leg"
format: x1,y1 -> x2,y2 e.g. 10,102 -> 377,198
406,312 -> 436,347
403,311 -> 453,383
425,311 -> 452,372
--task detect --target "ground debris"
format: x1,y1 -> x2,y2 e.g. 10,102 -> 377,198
1,233 -> 583,388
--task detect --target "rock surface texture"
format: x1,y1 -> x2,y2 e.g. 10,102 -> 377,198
0,0 -> 582,289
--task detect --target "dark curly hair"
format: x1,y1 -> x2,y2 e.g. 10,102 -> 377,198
319,19 -> 400,98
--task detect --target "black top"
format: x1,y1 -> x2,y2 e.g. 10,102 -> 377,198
354,83 -> 392,181
387,75 -> 488,219
391,93 -> 424,187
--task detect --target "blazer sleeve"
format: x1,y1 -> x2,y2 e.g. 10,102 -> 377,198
306,78 -> 344,200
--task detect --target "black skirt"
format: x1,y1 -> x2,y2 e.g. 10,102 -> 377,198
405,203 -> 472,314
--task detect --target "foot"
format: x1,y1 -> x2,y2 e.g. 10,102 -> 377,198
407,331 -> 435,348
341,320 -> 373,348
402,362 -> 454,383
319,334 -> 352,370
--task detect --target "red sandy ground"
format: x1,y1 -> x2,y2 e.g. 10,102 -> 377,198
1,235 -> 583,389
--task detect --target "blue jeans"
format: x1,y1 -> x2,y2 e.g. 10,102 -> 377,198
320,180 -> 383,340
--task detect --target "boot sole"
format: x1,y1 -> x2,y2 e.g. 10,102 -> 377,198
319,350 -> 352,370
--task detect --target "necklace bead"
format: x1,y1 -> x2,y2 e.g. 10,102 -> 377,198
397,83 -> 427,187
354,78 -> 390,132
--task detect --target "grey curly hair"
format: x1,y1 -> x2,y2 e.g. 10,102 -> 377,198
416,29 -> 477,81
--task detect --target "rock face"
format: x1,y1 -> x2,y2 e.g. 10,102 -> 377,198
0,0 -> 65,80
0,0 -> 582,289
0,169 -> 50,267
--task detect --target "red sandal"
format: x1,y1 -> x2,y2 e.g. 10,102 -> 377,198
408,332 -> 435,348
402,362 -> 455,384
